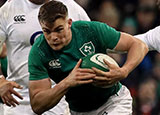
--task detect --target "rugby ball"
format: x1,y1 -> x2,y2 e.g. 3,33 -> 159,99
80,53 -> 119,88
80,53 -> 119,71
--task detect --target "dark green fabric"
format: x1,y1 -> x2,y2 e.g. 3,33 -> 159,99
0,56 -> 7,78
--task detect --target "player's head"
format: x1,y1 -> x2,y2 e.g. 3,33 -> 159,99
38,0 -> 72,51
38,0 -> 69,24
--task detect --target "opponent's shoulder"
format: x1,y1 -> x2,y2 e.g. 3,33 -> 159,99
0,0 -> 17,9
0,0 -> 23,17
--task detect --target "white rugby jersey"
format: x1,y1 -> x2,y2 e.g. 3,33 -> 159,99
134,26 -> 160,53
0,0 -> 90,104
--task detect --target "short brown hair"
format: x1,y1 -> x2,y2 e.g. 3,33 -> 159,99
38,0 -> 68,23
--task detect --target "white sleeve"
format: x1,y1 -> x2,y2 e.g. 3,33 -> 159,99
60,0 -> 90,21
134,26 -> 160,53
72,0 -> 90,21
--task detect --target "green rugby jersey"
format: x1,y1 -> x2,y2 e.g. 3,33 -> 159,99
29,21 -> 122,112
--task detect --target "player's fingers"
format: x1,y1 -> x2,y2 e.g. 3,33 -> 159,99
11,81 -> 23,89
92,67 -> 106,75
93,76 -> 111,81
1,97 -> 7,105
77,72 -> 95,76
4,92 -> 18,107
5,101 -> 12,107
8,100 -> 16,107
103,59 -> 115,69
74,59 -> 82,69
78,74 -> 96,80
11,89 -> 23,100
79,68 -> 95,73
2,96 -> 12,107
78,79 -> 93,84
7,93 -> 19,105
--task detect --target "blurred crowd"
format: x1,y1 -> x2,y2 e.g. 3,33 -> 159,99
1,0 -> 160,115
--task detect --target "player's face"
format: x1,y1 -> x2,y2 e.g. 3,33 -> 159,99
41,18 -> 72,51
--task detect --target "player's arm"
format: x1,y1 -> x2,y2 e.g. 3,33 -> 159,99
29,59 -> 96,114
92,32 -> 148,86
113,32 -> 148,77
29,78 -> 69,114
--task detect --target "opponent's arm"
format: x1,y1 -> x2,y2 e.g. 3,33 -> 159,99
0,16 -> 23,107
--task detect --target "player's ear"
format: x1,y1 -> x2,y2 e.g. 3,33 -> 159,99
68,18 -> 72,28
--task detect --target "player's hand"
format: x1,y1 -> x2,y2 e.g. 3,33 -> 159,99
64,59 -> 96,87
91,59 -> 127,87
0,77 -> 23,107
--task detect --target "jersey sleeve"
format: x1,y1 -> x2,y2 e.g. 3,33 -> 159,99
63,0 -> 90,21
72,0 -> 90,21
134,26 -> 160,53
91,22 -> 120,50
28,47 -> 49,80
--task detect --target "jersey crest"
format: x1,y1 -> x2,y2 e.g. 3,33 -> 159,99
79,41 -> 95,56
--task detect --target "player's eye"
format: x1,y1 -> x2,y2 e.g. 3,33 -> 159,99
43,29 -> 51,34
55,28 -> 63,33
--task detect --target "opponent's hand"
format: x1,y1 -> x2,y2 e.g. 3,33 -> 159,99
91,59 -> 127,88
0,77 -> 23,107
64,59 -> 96,88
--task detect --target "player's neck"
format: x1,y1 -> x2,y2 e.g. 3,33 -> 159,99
28,0 -> 49,5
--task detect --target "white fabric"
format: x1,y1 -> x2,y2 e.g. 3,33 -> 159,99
70,85 -> 133,115
0,103 -> 3,115
0,0 -> 90,114
3,97 -> 70,115
134,26 -> 160,53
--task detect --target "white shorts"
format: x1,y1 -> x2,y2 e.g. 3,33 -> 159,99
70,85 -> 133,115
0,103 -> 4,115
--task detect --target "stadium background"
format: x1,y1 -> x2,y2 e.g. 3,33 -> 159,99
1,0 -> 160,114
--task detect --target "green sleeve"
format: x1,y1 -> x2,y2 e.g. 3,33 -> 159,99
0,56 -> 7,78
91,21 -> 120,49
28,47 -> 49,81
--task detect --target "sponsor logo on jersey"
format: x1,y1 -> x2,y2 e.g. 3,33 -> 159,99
79,41 -> 95,56
49,59 -> 61,68
14,15 -> 26,24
